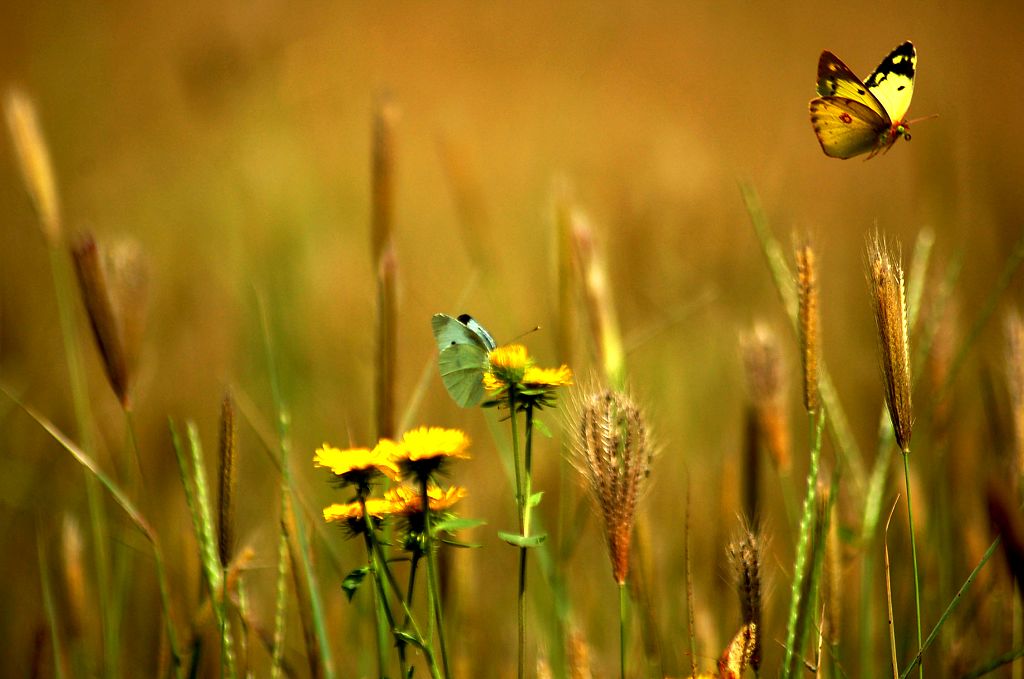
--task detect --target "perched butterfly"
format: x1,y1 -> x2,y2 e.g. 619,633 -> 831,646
431,313 -> 497,408
809,41 -> 926,159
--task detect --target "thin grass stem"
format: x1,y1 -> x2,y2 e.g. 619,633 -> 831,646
902,451 -> 924,679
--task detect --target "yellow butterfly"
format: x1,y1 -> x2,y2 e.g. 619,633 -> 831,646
809,41 -> 929,159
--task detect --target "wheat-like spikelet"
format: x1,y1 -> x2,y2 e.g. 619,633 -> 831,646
795,238 -> 820,414
574,388 -> 651,585
866,235 -> 913,453
569,211 -> 625,388
566,626 -> 594,679
218,391 -> 238,570
61,514 -> 86,641
726,520 -> 763,673
740,323 -> 791,473
4,88 -> 61,246
70,233 -> 148,409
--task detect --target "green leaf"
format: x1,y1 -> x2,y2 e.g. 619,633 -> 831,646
432,517 -> 486,533
498,531 -> 548,548
342,566 -> 370,601
533,419 -> 553,438
440,537 -> 482,549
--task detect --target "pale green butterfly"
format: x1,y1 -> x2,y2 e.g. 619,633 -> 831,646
431,313 -> 497,408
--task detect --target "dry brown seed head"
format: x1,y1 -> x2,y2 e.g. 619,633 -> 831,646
866,235 -> 913,453
726,520 -> 763,672
4,89 -> 61,246
740,324 -> 791,473
795,240 -> 821,413
61,514 -> 86,639
218,391 -> 238,569
71,234 -> 148,409
574,388 -> 651,584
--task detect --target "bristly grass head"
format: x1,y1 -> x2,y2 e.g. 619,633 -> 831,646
740,324 -> 790,474
795,237 -> 821,414
866,234 -> 913,453
726,519 -> 764,673
573,387 -> 652,585
218,391 -> 238,570
70,233 -> 148,410
4,88 -> 61,247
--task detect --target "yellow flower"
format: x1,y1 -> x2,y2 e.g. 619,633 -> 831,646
482,371 -> 506,393
314,442 -> 400,486
522,364 -> 573,388
385,484 -> 468,515
322,497 -> 393,535
394,426 -> 471,480
487,344 -> 531,383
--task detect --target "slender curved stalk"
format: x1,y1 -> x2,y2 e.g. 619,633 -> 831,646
782,410 -> 826,679
902,452 -> 923,679
506,387 -> 526,679
421,477 -> 451,679
619,582 -> 628,679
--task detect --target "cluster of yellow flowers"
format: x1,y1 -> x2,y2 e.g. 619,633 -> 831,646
483,343 -> 573,406
315,426 -> 470,532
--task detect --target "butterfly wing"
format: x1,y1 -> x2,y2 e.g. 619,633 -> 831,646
432,313 -> 491,352
809,96 -> 890,159
438,344 -> 488,407
865,41 -> 916,122
816,50 -> 889,122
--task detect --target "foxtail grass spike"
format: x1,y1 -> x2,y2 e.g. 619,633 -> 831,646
795,239 -> 821,414
740,324 -> 791,474
218,391 -> 238,570
727,520 -> 763,673
4,88 -> 61,246
569,211 -> 625,389
867,235 -> 913,453
574,388 -> 651,585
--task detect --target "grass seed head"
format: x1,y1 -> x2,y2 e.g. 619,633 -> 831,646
71,233 -> 148,409
574,387 -> 651,585
740,324 -> 791,473
218,391 -> 238,569
866,234 -> 913,453
4,88 -> 61,246
795,239 -> 821,413
726,520 -> 763,672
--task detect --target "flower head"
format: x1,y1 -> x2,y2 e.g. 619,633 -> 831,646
314,442 -> 400,488
484,344 -> 572,410
394,426 -> 471,480
385,484 -> 468,553
486,344 -> 531,385
323,497 -> 393,535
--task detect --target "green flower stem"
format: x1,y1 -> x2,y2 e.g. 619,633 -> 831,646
782,410 -> 826,679
619,582 -> 628,679
360,494 -> 394,679
902,451 -> 923,679
506,387 -> 527,679
420,477 -> 451,679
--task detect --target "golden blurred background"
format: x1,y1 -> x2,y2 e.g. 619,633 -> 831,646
2,1 -> 1024,676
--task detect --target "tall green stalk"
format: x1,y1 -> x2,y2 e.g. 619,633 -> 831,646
420,477 -> 451,679
782,410 -> 826,679
902,451 -> 923,679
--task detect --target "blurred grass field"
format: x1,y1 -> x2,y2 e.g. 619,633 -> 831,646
3,2 -> 1024,677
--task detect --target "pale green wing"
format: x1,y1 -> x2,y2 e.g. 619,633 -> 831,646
433,313 -> 485,351
865,41 -> 916,122
809,97 -> 889,159
438,344 -> 488,407
816,50 -> 888,121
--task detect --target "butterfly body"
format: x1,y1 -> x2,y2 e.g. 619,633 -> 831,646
809,41 -> 917,159
431,313 -> 496,408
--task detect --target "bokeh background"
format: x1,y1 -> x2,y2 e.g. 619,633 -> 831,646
2,2 -> 1023,676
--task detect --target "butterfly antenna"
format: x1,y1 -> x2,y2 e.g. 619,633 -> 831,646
906,112 -> 939,125
511,325 -> 542,343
